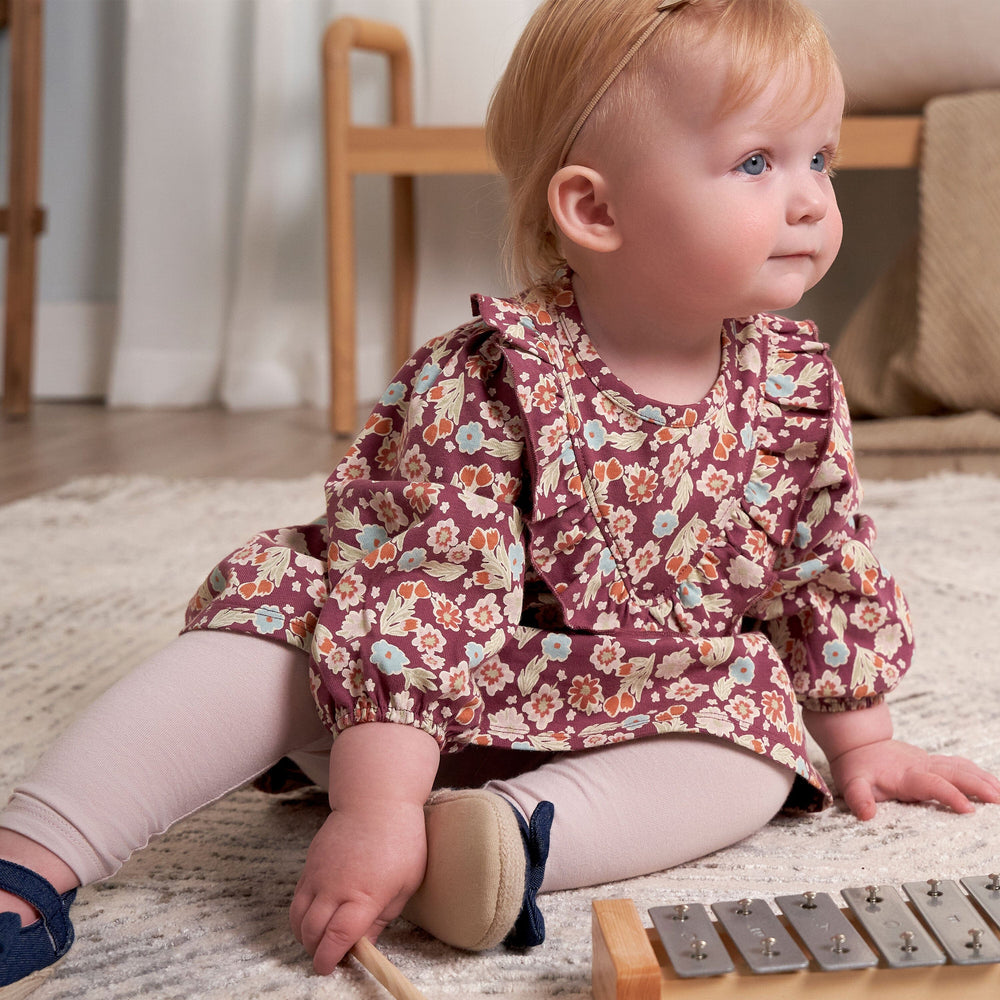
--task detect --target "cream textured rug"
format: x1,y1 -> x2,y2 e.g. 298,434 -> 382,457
3,473 -> 999,999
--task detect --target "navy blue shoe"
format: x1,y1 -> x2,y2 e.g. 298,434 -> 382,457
0,860 -> 76,995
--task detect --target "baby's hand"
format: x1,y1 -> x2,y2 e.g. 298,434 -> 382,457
289,797 -> 428,974
829,739 -> 1000,821
287,722 -> 439,974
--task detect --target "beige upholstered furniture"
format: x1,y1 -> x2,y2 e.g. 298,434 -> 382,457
321,17 -> 924,435
1,0 -> 45,419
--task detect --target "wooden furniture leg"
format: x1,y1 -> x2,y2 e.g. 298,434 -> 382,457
392,170 -> 416,398
322,17 -> 416,436
1,0 -> 45,419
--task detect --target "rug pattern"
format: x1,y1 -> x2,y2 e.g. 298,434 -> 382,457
2,473 -> 998,998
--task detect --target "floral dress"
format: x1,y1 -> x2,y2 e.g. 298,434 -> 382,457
183,275 -> 913,812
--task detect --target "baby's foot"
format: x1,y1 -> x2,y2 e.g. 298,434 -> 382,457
0,833 -> 81,993
400,789 -> 553,951
0,888 -> 38,929
0,836 -> 77,922
0,860 -> 77,993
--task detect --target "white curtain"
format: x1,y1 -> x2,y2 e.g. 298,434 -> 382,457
108,0 -> 534,410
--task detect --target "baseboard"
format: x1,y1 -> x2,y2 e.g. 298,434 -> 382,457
11,302 -> 118,400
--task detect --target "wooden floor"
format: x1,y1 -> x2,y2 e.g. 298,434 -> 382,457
2,403 -> 999,507
0,403 -> 354,506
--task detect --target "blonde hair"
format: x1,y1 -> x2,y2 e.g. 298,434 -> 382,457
485,0 -> 840,294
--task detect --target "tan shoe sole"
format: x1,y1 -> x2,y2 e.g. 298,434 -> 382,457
401,789 -> 525,951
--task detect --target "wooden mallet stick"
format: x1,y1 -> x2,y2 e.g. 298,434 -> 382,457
350,937 -> 432,1000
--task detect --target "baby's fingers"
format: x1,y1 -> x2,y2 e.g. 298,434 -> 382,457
900,766 -> 976,814
288,889 -> 312,949
312,899 -> 384,976
841,775 -> 878,821
928,756 -> 1000,806
291,893 -> 335,960
291,890 -> 366,973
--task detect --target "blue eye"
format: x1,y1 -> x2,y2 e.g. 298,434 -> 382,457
811,152 -> 827,172
738,154 -> 767,176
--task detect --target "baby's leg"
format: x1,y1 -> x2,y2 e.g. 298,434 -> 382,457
0,630 -> 329,895
400,734 -> 793,950
487,734 -> 795,891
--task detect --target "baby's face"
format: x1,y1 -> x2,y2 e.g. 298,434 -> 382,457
594,38 -> 845,326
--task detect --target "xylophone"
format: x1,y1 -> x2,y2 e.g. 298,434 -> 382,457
592,874 -> 1000,1000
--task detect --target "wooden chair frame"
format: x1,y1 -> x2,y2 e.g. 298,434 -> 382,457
1,0 -> 45,419
322,16 -> 923,435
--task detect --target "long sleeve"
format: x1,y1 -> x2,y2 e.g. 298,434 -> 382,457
756,365 -> 914,713
307,323 -> 531,748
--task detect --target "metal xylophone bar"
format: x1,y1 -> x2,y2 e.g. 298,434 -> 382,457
592,873 -> 1000,1000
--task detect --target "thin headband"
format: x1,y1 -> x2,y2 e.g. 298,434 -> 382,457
557,0 -> 693,167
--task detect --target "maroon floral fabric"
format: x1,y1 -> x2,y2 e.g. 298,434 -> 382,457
184,276 -> 913,812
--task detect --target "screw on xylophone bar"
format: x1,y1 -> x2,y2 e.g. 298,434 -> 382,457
903,878 -> 1000,965
962,872 -> 1000,934
775,891 -> 878,971
842,884 -> 946,968
711,898 -> 809,974
648,903 -> 734,979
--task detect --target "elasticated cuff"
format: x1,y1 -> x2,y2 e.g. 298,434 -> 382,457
0,791 -> 107,885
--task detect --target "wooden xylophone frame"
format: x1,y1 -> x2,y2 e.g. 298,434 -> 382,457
592,897 -> 1000,1000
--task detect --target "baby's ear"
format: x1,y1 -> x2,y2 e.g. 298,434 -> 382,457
547,165 -> 622,254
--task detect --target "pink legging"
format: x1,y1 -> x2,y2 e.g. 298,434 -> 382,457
1,632 -> 793,892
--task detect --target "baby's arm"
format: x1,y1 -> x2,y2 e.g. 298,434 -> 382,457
803,701 -> 1000,820
289,723 -> 439,974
